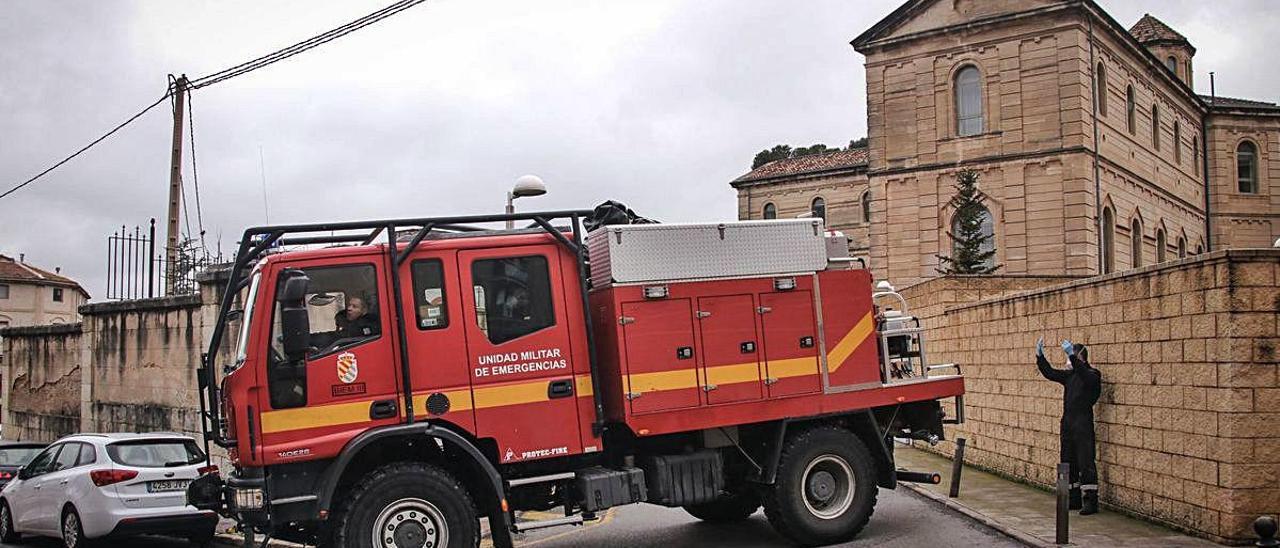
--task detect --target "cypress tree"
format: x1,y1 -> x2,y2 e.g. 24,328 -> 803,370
936,169 -> 1001,275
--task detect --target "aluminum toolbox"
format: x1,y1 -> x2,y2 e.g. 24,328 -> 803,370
586,219 -> 828,288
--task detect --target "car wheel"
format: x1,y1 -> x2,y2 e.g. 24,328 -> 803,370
62,507 -> 92,548
0,501 -> 20,543
331,462 -> 479,548
763,426 -> 878,546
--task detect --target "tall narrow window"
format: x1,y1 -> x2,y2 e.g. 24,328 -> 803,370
0,284 -> 8,299
1095,62 -> 1108,117
1130,218 -> 1143,268
1151,104 -> 1161,151
1177,237 -> 1187,258
1101,207 -> 1115,274
1238,141 -> 1258,193
1173,122 -> 1182,163
1156,228 -> 1167,263
811,197 -> 826,221
1193,135 -> 1200,177
860,191 -> 872,224
763,203 -> 777,219
951,206 -> 996,270
955,66 -> 983,136
1126,86 -> 1137,134
1165,56 -> 1177,75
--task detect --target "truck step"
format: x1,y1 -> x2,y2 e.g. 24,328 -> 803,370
509,471 -> 576,487
512,515 -> 584,532
896,469 -> 942,484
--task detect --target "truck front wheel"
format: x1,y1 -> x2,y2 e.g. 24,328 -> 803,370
332,462 -> 480,548
763,426 -> 877,546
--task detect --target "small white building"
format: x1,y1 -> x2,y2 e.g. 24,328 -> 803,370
0,254 -> 89,329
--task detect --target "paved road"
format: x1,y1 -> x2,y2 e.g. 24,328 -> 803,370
1,534 -> 197,548
515,487 -> 1023,548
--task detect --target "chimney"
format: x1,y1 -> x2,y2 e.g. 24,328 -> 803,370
19,253 -> 24,263
56,267 -> 61,274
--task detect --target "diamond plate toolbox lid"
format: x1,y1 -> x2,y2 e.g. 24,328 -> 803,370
586,219 -> 828,287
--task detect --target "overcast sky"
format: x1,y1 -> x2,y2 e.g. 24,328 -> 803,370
2,0 -> 1277,300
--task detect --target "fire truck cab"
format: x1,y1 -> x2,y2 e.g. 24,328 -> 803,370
189,209 -> 964,548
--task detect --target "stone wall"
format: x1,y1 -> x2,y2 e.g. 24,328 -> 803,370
1,324 -> 83,441
1207,110 -> 1280,250
907,249 -> 1279,543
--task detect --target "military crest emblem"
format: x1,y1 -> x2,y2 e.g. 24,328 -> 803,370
336,352 -> 359,384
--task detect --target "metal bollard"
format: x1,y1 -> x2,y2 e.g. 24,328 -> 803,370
1257,515 -> 1278,548
949,437 -> 967,498
1056,463 -> 1070,545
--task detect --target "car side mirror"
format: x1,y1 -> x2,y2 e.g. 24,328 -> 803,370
16,466 -> 29,480
277,270 -> 311,362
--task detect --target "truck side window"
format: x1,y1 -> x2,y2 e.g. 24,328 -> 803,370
471,256 -> 555,344
411,260 -> 448,330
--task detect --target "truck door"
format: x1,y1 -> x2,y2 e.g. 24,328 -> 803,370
396,251 -> 475,432
257,257 -> 402,463
759,290 -> 821,397
696,294 -> 762,404
459,246 -> 583,464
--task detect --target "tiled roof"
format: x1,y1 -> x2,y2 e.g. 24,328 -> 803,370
1128,14 -> 1190,46
0,254 -> 87,294
1200,95 -> 1280,111
732,147 -> 869,185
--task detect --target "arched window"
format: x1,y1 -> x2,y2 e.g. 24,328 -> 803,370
1156,228 -> 1167,263
1165,56 -> 1177,75
951,205 -> 996,269
1238,141 -> 1259,193
1126,85 -> 1137,134
1151,104 -> 1161,151
1131,218 -> 1143,268
811,197 -> 826,221
762,202 -> 777,220
1173,121 -> 1182,163
955,66 -> 983,136
1095,62 -> 1108,117
1101,207 -> 1115,274
860,191 -> 872,223
1177,236 -> 1187,258
1195,242 -> 1204,254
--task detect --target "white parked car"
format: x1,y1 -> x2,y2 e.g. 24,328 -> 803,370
0,433 -> 219,547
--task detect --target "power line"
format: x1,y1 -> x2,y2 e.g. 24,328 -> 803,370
188,0 -> 426,89
0,91 -> 171,201
187,90 -> 206,250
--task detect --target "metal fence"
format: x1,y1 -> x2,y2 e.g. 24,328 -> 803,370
105,219 -> 220,300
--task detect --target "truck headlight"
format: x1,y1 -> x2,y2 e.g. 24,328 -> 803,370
233,488 -> 265,510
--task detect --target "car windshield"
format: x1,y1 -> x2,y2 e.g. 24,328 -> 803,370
106,439 -> 205,468
0,447 -> 42,466
229,271 -> 262,371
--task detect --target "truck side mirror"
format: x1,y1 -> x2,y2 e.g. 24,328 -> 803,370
277,270 -> 311,362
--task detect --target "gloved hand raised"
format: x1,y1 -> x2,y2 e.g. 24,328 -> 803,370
1061,339 -> 1075,357
1036,337 -> 1045,358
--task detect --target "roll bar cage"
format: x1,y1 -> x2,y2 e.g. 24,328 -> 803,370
198,210 -> 603,455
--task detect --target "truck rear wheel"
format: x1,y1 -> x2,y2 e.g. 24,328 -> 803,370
683,491 -> 760,522
332,462 -> 480,548
763,426 -> 877,546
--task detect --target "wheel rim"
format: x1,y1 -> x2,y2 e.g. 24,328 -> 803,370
63,512 -> 79,548
372,497 -> 448,548
801,454 -> 855,520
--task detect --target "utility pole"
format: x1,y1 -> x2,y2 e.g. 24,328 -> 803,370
165,75 -> 188,295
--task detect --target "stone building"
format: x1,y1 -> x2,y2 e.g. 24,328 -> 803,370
733,0 -> 1280,287
0,253 -> 89,328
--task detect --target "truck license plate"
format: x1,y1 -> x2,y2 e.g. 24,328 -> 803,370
147,480 -> 191,493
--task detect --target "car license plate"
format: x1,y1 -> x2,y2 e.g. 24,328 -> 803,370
147,480 -> 191,493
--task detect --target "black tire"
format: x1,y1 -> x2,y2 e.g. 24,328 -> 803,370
683,491 -> 761,522
763,426 -> 878,546
0,501 -> 19,543
331,462 -> 480,548
61,506 -> 93,548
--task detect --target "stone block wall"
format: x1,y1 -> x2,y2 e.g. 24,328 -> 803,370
909,249 -> 1279,543
1,324 -> 83,441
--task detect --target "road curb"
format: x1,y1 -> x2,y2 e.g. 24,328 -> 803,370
898,482 -> 1061,548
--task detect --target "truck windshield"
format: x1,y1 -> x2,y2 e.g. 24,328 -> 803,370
230,272 -> 262,371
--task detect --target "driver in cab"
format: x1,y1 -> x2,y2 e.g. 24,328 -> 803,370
335,296 -> 379,339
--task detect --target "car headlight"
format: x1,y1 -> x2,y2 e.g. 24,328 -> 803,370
233,488 -> 265,510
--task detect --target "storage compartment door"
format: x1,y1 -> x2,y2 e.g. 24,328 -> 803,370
760,291 -> 821,397
696,294 -> 762,404
621,299 -> 700,414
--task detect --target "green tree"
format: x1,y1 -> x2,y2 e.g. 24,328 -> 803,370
936,169 -> 1001,275
792,143 -> 834,157
752,145 -> 793,169
847,137 -> 868,149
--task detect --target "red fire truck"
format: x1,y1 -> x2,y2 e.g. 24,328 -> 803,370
188,208 -> 964,548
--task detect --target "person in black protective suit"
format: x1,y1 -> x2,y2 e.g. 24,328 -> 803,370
1036,337 -> 1103,515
